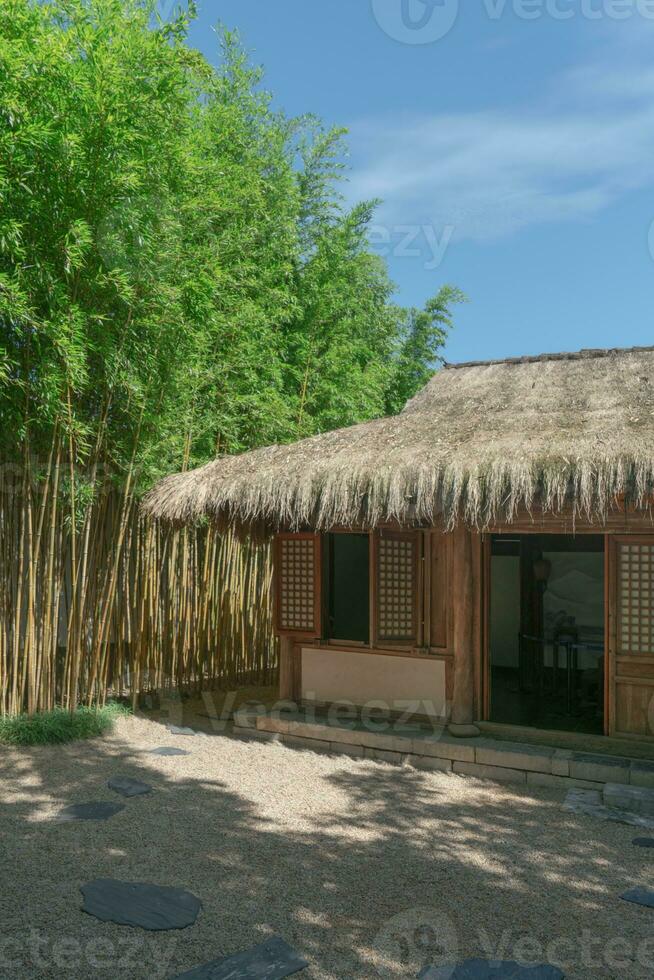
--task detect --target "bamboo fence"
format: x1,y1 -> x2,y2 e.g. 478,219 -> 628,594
0,475 -> 278,716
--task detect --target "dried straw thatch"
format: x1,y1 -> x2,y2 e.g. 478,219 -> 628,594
143,346 -> 654,530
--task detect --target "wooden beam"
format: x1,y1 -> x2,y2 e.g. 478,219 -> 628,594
449,525 -> 480,737
279,635 -> 295,701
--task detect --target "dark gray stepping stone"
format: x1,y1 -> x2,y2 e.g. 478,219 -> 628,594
621,886 -> 654,909
419,961 -> 563,979
56,802 -> 125,822
81,879 -> 201,930
173,936 -> 308,979
167,725 -> 196,736
148,746 -> 190,756
633,837 -> 654,848
108,776 -> 153,798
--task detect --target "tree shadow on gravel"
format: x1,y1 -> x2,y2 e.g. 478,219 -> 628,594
1,730 -> 652,980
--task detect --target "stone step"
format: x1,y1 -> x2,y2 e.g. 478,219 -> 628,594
233,708 -> 654,791
604,782 -> 654,818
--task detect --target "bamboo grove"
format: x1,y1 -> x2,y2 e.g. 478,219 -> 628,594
0,481 -> 276,715
0,0 -> 462,714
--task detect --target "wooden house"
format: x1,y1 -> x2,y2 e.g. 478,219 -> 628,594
145,346 -> 654,743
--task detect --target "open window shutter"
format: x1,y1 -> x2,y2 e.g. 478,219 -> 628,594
617,540 -> 654,656
375,530 -> 420,644
275,533 -> 321,636
610,538 -> 654,738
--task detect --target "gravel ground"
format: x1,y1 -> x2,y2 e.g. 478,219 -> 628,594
2,713 -> 654,980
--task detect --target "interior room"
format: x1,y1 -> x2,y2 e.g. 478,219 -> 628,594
324,532 -> 370,644
489,533 -> 605,734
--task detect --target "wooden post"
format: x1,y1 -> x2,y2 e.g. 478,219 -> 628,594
279,635 -> 295,701
449,525 -> 480,737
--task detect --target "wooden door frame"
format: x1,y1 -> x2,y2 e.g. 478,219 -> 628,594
481,533 -> 491,721
480,530 -> 610,733
604,533 -> 612,736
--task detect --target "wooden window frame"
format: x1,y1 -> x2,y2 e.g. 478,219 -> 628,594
608,534 -> 654,740
372,529 -> 422,649
614,537 -> 654,658
274,532 -> 322,638
275,527 -> 435,656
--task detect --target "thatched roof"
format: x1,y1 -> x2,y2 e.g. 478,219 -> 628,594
143,345 -> 654,529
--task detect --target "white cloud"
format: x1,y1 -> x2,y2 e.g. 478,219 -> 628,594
347,61 -> 654,242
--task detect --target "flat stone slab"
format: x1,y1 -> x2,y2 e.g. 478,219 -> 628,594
633,837 -> 654,848
166,725 -> 197,736
620,886 -> 654,909
173,936 -> 308,979
631,761 -> 654,788
108,776 -> 153,798
571,751 -> 630,766
604,782 -> 654,818
56,802 -> 125,822
563,788 -> 654,829
632,760 -> 654,774
148,747 -> 190,757
81,879 -> 201,930
419,961 -> 563,979
569,752 -> 631,785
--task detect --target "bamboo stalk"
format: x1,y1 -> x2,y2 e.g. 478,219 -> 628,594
0,479 -> 276,716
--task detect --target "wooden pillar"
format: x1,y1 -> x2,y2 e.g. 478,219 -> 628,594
449,525 -> 481,737
279,635 -> 295,701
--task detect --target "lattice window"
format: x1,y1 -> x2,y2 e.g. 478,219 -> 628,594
377,533 -> 417,642
277,535 -> 318,633
618,542 -> 654,655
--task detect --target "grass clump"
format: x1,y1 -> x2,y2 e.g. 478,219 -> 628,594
0,702 -> 130,746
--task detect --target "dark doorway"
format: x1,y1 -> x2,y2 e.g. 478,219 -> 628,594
325,533 -> 370,643
489,534 -> 604,734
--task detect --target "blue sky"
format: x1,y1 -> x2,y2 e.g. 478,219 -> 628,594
175,1 -> 654,363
